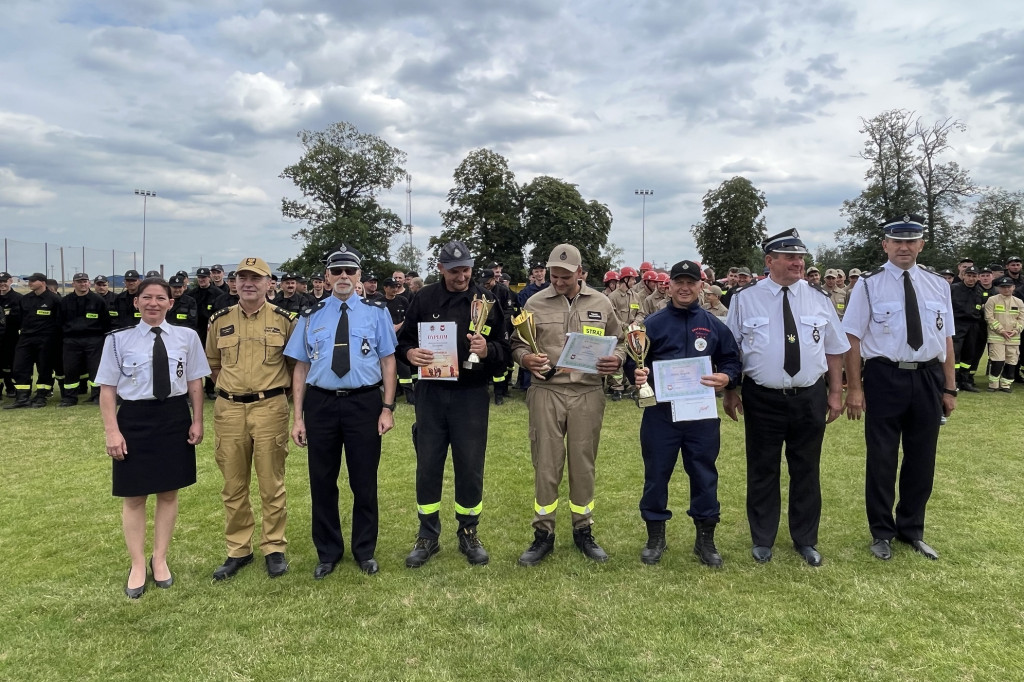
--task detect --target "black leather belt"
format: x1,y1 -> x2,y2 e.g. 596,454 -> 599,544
743,375 -> 822,396
217,387 -> 286,403
868,357 -> 941,371
308,383 -> 382,397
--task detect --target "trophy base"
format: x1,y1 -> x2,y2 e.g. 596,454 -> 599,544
635,385 -> 657,408
463,352 -> 481,370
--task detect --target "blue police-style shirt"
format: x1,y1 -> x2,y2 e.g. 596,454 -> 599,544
284,294 -> 397,390
642,300 -> 742,393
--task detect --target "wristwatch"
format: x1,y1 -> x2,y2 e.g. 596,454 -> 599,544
382,402 -> 396,411
942,388 -> 958,397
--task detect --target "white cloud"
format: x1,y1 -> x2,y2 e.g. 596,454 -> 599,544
0,168 -> 58,207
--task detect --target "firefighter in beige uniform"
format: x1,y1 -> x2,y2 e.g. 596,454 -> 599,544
983,276 -> 1024,392
205,257 -> 298,580
824,269 -> 848,319
607,268 -> 642,400
512,244 -> 626,566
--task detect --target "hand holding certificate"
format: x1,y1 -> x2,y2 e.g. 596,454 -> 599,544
416,321 -> 460,381
555,333 -> 618,374
651,356 -> 719,421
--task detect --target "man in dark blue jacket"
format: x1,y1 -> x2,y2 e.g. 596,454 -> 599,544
632,259 -> 741,568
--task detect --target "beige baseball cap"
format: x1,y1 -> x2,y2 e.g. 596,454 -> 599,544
546,244 -> 582,272
236,257 -> 272,277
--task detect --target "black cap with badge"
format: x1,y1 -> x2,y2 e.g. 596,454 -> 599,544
762,228 -> 809,254
325,243 -> 362,268
669,260 -> 702,281
211,264 -> 224,273
169,275 -> 185,286
196,267 -> 211,277
438,240 -> 474,269
73,272 -> 90,281
145,270 -> 161,278
93,275 -> 108,284
0,271 -> 10,281
995,276 -> 1015,288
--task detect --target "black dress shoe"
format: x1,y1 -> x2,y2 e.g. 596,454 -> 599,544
213,553 -> 254,580
358,558 -> 379,575
751,545 -> 773,563
265,552 -> 289,577
125,567 -> 146,599
313,562 -> 336,579
794,544 -> 823,566
869,538 -> 892,560
149,557 -> 174,588
896,536 -> 939,560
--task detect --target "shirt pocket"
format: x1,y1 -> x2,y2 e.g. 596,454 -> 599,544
798,315 -> 829,346
534,312 -> 568,352
350,325 -> 378,360
871,301 -> 902,327
216,335 -> 240,366
741,316 -> 770,351
265,333 -> 287,364
121,351 -> 151,386
924,301 -> 948,333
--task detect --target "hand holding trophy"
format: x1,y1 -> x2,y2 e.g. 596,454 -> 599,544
625,322 -> 657,407
463,294 -> 494,369
512,310 -> 557,380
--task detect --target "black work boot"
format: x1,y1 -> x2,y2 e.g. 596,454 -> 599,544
4,389 -> 30,409
457,527 -> 489,565
573,526 -> 609,562
403,385 -> 416,405
405,537 -> 440,568
959,370 -> 978,392
29,390 -> 51,408
58,394 -> 78,408
640,520 -> 667,565
518,529 -> 555,567
693,519 -> 723,568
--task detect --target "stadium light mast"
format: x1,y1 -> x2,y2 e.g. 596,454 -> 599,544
134,189 -> 156,273
635,189 -> 653,263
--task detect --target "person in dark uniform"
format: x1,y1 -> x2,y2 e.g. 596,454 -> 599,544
93,275 -> 116,307
397,240 -> 509,567
724,230 -> 849,566
168,275 -> 199,330
210,264 -> 230,294
844,215 -> 956,561
1003,256 -> 1024,383
362,273 -> 384,303
950,266 -> 983,392
0,271 -> 23,398
382,277 -> 414,404
514,263 -> 549,392
97,277 -> 209,598
285,245 -> 398,577
212,271 -> 240,312
273,273 -> 310,315
58,273 -> 111,406
310,273 -> 329,301
111,270 -> 143,330
481,268 -> 516,405
630,260 -> 741,568
188,267 -> 220,399
6,273 -> 62,409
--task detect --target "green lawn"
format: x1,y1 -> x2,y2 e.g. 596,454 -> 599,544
1,377 -> 1021,681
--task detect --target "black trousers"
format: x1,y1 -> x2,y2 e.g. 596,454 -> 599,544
952,320 -> 983,371
304,387 -> 382,563
863,359 -> 943,541
741,377 -> 826,547
1,333 -> 17,392
12,334 -> 59,392
413,382 -> 489,539
63,337 -> 103,391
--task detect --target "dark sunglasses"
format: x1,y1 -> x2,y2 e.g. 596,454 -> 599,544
328,266 -> 358,276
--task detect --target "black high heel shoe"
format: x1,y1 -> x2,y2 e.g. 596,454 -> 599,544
149,557 -> 174,589
125,567 -> 146,599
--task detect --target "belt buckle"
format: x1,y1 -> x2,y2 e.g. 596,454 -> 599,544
781,387 -> 797,397
897,361 -> 919,370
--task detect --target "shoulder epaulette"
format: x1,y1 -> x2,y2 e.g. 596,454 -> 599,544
360,297 -> 386,309
209,306 -> 234,323
106,325 -> 136,336
300,299 -> 327,317
860,267 -> 885,279
271,305 -> 297,321
730,283 -> 753,297
917,264 -> 945,278
810,283 -> 830,297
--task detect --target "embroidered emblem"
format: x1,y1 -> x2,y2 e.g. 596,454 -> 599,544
694,338 -> 707,351
453,248 -> 462,258
244,258 -> 257,266
787,333 -> 796,344
559,251 -> 567,261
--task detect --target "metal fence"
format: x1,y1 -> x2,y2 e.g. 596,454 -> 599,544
2,238 -> 139,292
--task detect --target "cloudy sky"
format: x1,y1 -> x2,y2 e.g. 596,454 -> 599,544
1,0 -> 1022,277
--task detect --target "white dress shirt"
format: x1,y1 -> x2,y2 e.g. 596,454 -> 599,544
96,320 -> 210,400
842,261 -> 954,362
725,277 -> 849,389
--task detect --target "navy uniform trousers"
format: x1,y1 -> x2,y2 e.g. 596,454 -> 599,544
863,359 -> 943,541
639,401 -> 721,523
304,387 -> 383,564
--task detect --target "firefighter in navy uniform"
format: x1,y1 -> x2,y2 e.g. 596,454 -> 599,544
489,268 -> 516,405
168,275 -> 199,331
382,277 -> 415,404
213,271 -> 240,312
209,264 -> 230,294
310,274 -> 329,302
189,267 -> 220,399
949,266 -> 983,392
273,273 -> 311,316
6,273 -> 62,409
397,240 -> 510,568
93,275 -> 116,307
111,270 -> 143,329
0,272 -> 24,397
58,273 -> 111,406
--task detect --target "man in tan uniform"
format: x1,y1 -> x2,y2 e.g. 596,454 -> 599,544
512,244 -> 626,566
638,272 -> 670,320
607,269 -> 642,401
206,257 -> 297,580
824,269 -> 848,319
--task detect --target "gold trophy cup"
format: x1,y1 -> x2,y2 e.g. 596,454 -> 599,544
463,294 -> 494,369
512,310 -> 556,380
625,322 -> 657,408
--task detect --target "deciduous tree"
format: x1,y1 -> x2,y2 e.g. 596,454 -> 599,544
690,176 -> 767,273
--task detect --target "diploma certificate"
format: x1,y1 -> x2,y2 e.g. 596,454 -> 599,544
555,332 -> 618,374
651,356 -> 718,422
417,321 -> 460,381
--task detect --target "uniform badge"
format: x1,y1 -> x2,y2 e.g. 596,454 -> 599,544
559,251 -> 567,261
220,325 -> 234,336
787,333 -> 797,344
694,338 -> 707,351
176,360 -> 184,378
361,338 -> 370,355
936,313 -> 943,330
812,327 -> 820,343
587,311 -> 602,320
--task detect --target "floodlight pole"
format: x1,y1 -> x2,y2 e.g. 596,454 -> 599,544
635,189 -> 653,263
134,189 -> 156,273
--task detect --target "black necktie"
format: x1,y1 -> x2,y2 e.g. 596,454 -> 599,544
903,271 -> 923,351
782,286 -> 800,377
151,327 -> 171,401
332,302 -> 351,378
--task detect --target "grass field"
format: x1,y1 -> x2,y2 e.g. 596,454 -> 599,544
1,376 -> 1022,681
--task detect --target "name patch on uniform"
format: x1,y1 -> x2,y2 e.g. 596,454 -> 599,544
629,303 -> 639,309
176,313 -> 188,320
582,325 -> 604,337
587,311 -> 603,320
220,325 -> 235,336
86,313 -> 99,319
36,309 -> 51,316
266,327 -> 281,334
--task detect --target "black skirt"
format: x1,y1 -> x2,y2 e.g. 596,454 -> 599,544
112,395 -> 197,497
